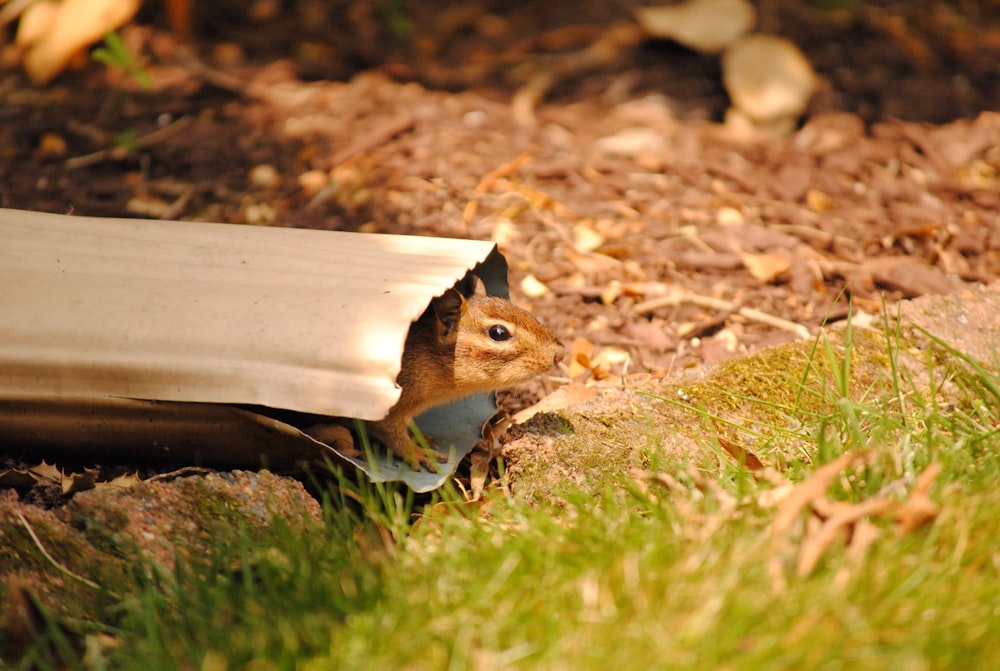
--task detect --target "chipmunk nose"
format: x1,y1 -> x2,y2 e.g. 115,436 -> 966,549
553,341 -> 566,366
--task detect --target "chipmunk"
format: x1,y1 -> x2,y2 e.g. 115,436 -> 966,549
368,275 -> 564,471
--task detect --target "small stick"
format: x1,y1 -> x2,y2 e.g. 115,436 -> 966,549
172,47 -> 270,97
65,116 -> 193,170
510,23 -> 644,125
146,466 -> 214,482
329,112 -> 415,167
462,152 -> 532,226
14,510 -> 100,590
634,292 -> 811,340
159,184 -> 195,220
739,307 -> 812,340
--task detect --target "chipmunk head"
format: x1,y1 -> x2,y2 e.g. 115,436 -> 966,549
431,275 -> 564,391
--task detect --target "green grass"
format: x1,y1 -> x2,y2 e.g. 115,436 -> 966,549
12,326 -> 1000,670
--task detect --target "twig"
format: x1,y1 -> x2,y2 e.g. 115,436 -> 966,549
329,112 -> 415,166
146,466 -> 214,482
306,112 -> 417,209
634,292 -> 811,340
65,116 -> 193,170
510,22 -> 644,125
172,47 -> 277,100
739,306 -> 812,339
14,509 -> 100,590
159,184 -> 195,220
462,151 -> 532,226
703,160 -> 759,194
173,47 -> 320,108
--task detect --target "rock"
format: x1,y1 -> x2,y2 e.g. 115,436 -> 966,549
636,0 -> 756,54
722,34 -> 817,130
594,127 -> 666,158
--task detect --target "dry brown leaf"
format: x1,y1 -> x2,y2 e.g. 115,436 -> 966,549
624,319 -> 673,351
700,331 -> 739,365
590,347 -> 630,370
593,126 -> 667,158
29,461 -> 61,481
101,472 -> 143,490
0,468 -> 40,488
716,436 -> 764,471
14,0 -> 59,47
834,517 -> 882,588
572,222 -> 605,253
512,383 -> 597,424
126,195 -> 172,218
468,450 -> 492,501
767,454 -> 941,587
768,451 -> 872,591
61,468 -> 100,495
600,280 -> 622,306
620,281 -> 670,298
466,416 -> 515,500
847,517 -> 883,562
511,184 -> 572,216
490,218 -> 519,246
716,206 -> 745,227
796,496 -> 892,576
741,251 -> 791,284
19,0 -> 141,85
671,251 -> 744,271
567,337 -> 595,378
805,188 -> 836,212
520,274 -> 550,298
896,462 -> 942,535
869,257 -> 963,298
889,223 -> 941,243
564,247 -> 622,275
480,415 -> 511,457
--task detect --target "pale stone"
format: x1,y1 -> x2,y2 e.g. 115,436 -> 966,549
722,34 -> 817,125
636,0 -> 756,54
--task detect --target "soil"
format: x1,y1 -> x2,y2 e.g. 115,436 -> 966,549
2,1 -> 1000,648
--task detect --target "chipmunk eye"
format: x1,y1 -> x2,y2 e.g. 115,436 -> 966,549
488,324 -> 512,342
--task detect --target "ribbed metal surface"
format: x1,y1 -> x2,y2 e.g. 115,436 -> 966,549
0,208 -> 505,419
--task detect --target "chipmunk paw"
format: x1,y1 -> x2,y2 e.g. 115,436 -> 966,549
395,441 -> 448,472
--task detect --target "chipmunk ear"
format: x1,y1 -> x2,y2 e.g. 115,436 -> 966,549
469,275 -> 487,297
432,287 -> 467,338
